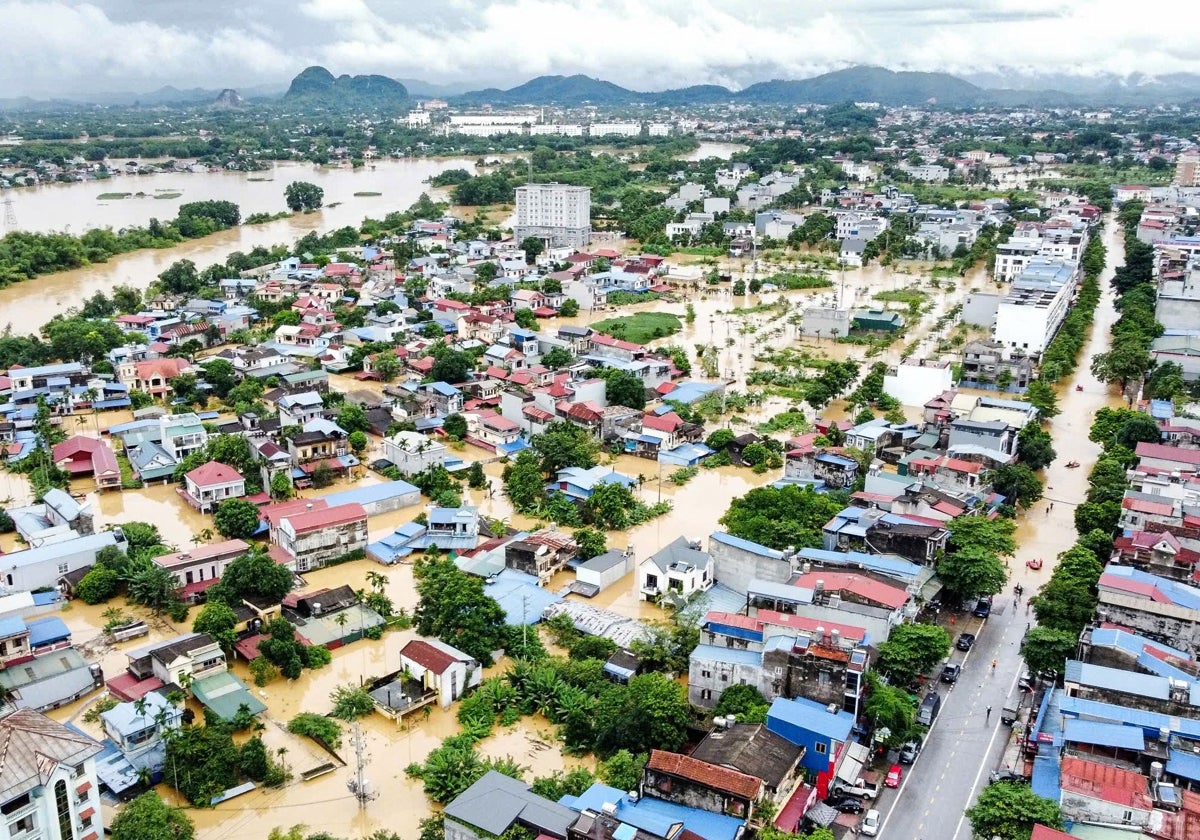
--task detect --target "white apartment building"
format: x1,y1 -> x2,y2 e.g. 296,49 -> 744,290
514,183 -> 591,248
647,123 -> 671,137
446,114 -> 531,136
530,124 -> 584,137
1177,151 -> 1200,188
994,237 -> 1043,283
589,122 -> 641,137
0,709 -> 104,840
993,259 -> 1078,356
406,110 -> 431,128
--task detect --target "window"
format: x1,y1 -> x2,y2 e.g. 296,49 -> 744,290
700,689 -> 712,701
815,742 -> 827,755
11,815 -> 35,836
58,563 -> 69,575
818,672 -> 831,686
54,780 -> 72,840
720,673 -> 728,682
701,670 -> 711,679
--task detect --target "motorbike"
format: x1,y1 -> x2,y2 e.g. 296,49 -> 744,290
1065,461 -> 1080,469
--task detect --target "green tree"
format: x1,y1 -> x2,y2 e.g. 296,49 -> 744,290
543,347 -> 573,369
593,673 -> 690,757
270,471 -> 293,501
1020,627 -> 1078,677
1091,343 -> 1152,391
157,259 -> 202,295
126,564 -> 181,613
467,461 -> 487,489
598,750 -> 647,792
863,672 -> 917,743
1114,413 -> 1163,450
1073,500 -> 1120,536
76,565 -> 121,604
330,684 -> 376,721
987,464 -> 1044,509
208,546 -> 295,605
965,781 -> 1064,840
573,527 -> 607,560
1024,380 -> 1060,419
213,499 -> 261,539
514,308 -> 538,330
162,722 -> 241,805
1016,424 -> 1056,471
348,431 -> 369,457
284,181 -> 325,212
531,767 -> 598,801
201,359 -> 237,400
1031,546 -> 1102,634
946,516 -> 1018,558
443,413 -> 468,440
111,792 -> 194,840
503,451 -> 546,512
520,236 -> 545,264
531,421 -> 601,475
337,402 -> 370,434
406,735 -> 488,803
705,428 -> 736,451
431,349 -> 474,384
584,482 -> 642,530
713,684 -> 770,723
1146,361 -> 1186,401
719,484 -> 845,550
193,601 -> 238,651
560,299 -> 580,317
937,546 -> 1008,604
875,623 -> 952,687
414,558 -> 507,666
373,350 -> 401,382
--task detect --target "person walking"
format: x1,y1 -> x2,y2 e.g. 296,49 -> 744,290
986,706 -> 992,722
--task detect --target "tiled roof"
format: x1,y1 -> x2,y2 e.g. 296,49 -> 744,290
1136,442 -> 1200,466
184,461 -> 244,487
0,709 -> 102,799
281,502 -> 367,533
646,749 -> 762,800
401,639 -> 463,674
1058,755 -> 1153,809
791,570 -> 908,609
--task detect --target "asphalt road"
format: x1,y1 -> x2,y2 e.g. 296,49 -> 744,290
871,217 -> 1126,840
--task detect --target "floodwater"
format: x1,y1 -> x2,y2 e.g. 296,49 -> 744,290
680,142 -> 748,161
0,157 -> 476,331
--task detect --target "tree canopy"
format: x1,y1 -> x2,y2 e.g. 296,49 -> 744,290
414,558 -> 508,666
719,484 -> 845,550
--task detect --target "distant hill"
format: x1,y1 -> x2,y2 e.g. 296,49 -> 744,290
455,74 -> 638,106
212,89 -> 245,109
284,66 -> 408,105
738,66 -> 984,106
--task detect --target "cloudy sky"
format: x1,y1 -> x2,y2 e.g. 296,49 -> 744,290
4,0 -> 1198,98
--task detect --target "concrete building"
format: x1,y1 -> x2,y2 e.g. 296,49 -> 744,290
381,431 -> 447,475
0,709 -> 105,840
398,638 -> 482,708
514,183 -> 591,248
1096,564 -> 1200,653
799,306 -> 852,339
994,237 -> 1043,283
444,771 -> 576,840
707,532 -> 790,596
180,461 -> 246,513
993,259 -> 1077,356
275,502 -> 369,572
152,539 -> 251,602
638,537 -> 713,602
1157,259 -> 1200,331
883,359 -> 954,407
642,750 -> 763,821
7,531 -> 124,593
1176,151 -> 1200,188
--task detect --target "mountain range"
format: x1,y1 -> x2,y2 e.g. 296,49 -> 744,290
3,65 -> 1199,111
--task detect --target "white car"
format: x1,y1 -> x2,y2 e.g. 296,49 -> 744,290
861,809 -> 880,837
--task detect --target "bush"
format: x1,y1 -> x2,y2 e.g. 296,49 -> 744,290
76,565 -> 121,604
287,713 -> 343,750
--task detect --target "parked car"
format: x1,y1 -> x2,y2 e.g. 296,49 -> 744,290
861,809 -> 881,837
885,764 -> 903,788
833,778 -> 880,800
957,632 -> 976,650
989,769 -> 1027,784
941,663 -> 962,683
899,740 -> 921,764
825,794 -> 865,814
973,597 -> 993,617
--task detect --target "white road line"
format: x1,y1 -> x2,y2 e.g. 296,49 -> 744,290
951,665 -> 1024,840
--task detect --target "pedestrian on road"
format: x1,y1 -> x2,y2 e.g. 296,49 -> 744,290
986,706 -> 992,722
992,658 -> 998,671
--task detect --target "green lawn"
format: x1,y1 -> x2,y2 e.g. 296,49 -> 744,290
591,312 -> 682,344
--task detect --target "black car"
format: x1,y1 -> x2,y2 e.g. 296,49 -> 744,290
989,770 -> 1027,784
825,795 -> 865,814
941,663 -> 962,683
899,740 -> 921,764
956,632 -> 976,651
973,597 -> 993,618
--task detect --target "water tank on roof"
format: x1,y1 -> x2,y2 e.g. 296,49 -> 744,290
1151,761 -> 1164,779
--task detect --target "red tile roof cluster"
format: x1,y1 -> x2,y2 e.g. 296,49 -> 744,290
1136,442 -> 1200,467
646,750 -> 762,800
260,498 -> 330,528
134,357 -> 192,382
756,609 -> 868,643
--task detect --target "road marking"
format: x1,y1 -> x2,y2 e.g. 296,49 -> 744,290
951,665 -> 1024,840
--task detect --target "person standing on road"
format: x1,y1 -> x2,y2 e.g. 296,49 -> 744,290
986,706 -> 992,722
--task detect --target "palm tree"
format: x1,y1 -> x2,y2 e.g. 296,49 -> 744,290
365,570 -> 388,594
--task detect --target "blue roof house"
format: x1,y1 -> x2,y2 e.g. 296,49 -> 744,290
767,696 -> 855,798
549,466 -> 636,501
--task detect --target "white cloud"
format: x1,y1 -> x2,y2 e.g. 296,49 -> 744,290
3,0 -> 1200,97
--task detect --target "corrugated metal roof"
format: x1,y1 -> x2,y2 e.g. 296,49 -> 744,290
1064,660 -> 1170,700
1062,719 -> 1145,750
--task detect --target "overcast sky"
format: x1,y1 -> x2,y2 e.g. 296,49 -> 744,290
4,0 -> 1198,98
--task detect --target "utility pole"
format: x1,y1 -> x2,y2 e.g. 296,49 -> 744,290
347,722 -> 377,809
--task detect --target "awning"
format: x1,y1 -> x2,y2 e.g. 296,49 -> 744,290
836,741 -> 871,785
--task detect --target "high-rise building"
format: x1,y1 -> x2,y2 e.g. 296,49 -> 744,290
514,183 -> 591,248
1176,151 -> 1200,188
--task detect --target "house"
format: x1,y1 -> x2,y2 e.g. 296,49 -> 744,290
766,696 -> 855,798
6,488 -> 95,545
158,413 -> 208,461
560,781 -> 746,840
152,539 -> 251,602
127,441 -> 176,483
422,381 -> 464,415
275,502 -> 369,572
1096,564 -> 1200,653
277,391 -> 326,426
287,420 -> 349,466
382,430 -> 447,475
574,548 -> 635,594
707,532 -> 790,596
100,691 -> 182,767
51,436 -> 121,492
399,638 -> 482,708
0,709 -> 105,840
465,411 -> 525,455
425,506 -> 480,552
550,466 -> 637,502
7,530 -> 125,592
505,530 -> 577,585
180,461 -> 247,513
639,536 -> 714,602
643,749 -> 763,820
0,615 -> 72,666
444,771 -> 577,840
118,357 -> 194,398
691,723 -> 806,807
146,633 -> 226,686
0,645 -> 103,713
